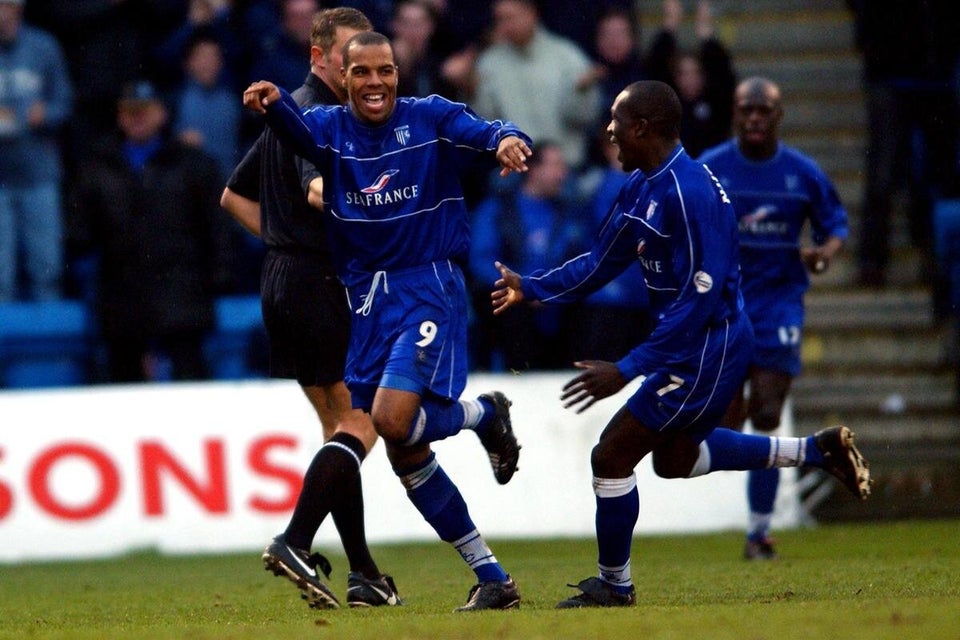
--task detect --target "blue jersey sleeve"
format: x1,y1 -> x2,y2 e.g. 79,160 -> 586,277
805,161 -> 849,246
520,199 -> 640,304
425,95 -> 532,157
262,88 -> 329,166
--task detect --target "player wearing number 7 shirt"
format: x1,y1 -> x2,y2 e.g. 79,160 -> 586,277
242,31 -> 531,611
491,80 -> 869,608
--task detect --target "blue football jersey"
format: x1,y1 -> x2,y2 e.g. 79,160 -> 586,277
521,146 -> 746,380
263,90 -> 530,288
699,140 -> 848,361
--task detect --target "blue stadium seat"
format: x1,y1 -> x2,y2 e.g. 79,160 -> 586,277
0,300 -> 95,388
933,199 -> 960,310
205,295 -> 266,380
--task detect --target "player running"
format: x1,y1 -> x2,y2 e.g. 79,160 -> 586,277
242,31 -> 528,611
492,80 -> 870,607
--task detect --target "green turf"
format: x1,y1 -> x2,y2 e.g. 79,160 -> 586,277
2,520 -> 958,640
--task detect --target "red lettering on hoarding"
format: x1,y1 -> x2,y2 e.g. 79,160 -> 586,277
247,435 -> 302,513
29,443 -> 120,520
0,448 -> 12,520
140,440 -> 228,516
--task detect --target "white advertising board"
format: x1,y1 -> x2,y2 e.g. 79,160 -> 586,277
0,373 -> 799,562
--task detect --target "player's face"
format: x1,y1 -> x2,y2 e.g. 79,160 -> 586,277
734,85 -> 782,151
606,91 -> 641,171
343,42 -> 398,125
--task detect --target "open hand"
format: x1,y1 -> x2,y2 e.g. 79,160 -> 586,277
560,360 -> 627,413
491,261 -> 525,315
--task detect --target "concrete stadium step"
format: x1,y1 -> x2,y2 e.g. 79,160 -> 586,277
792,372 -> 955,413
794,414 -> 960,447
804,287 -> 935,330
783,133 -> 864,176
801,329 -> 946,372
780,97 -> 865,135
716,11 -> 854,57
735,54 -> 861,98
634,0 -> 849,19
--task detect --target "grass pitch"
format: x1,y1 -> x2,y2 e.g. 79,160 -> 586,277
2,519 -> 958,640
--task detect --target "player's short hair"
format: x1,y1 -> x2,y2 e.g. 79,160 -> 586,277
342,31 -> 394,67
622,80 -> 682,139
312,7 -> 373,53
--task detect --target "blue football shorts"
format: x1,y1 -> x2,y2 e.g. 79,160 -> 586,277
344,259 -> 470,410
625,313 -> 754,442
746,297 -> 804,377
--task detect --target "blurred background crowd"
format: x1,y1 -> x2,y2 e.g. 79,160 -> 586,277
0,0 -> 958,394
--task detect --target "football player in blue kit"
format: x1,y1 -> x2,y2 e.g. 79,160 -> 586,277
222,9 -> 404,609
242,31 -> 530,611
699,76 -> 849,560
491,80 -> 870,608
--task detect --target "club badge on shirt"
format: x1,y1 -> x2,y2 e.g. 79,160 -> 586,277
694,270 -> 713,293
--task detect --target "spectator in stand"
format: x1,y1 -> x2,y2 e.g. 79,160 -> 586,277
700,77 -> 849,560
174,27 -> 260,295
472,0 -> 599,170
846,0 -> 960,290
390,0 -> 455,98
153,0 -> 251,94
537,0 -> 633,59
68,80 -> 236,383
173,29 -> 242,180
337,0 -> 393,32
21,0 -> 184,165
248,0 -> 318,92
587,7 -> 648,140
0,0 -> 72,302
421,0 -> 493,103
469,141 -> 585,371
568,128 -> 651,363
648,0 -> 736,158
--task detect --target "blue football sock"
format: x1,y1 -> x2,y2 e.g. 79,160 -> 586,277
594,475 -> 639,591
403,398 -> 466,445
746,468 -> 780,538
475,395 -> 496,430
396,453 -> 508,583
703,428 -> 772,470
804,435 -> 824,466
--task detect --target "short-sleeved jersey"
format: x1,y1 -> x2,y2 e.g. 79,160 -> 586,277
262,90 -> 530,288
699,140 -> 848,362
226,73 -> 338,255
520,146 -> 746,381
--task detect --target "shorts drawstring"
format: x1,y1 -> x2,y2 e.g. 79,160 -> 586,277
356,270 -> 388,316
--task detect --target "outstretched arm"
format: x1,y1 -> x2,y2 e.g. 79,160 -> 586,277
242,81 -> 325,167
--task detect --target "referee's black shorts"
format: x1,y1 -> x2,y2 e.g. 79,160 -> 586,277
260,248 -> 350,387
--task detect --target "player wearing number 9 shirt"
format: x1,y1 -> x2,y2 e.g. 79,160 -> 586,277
242,31 -> 532,610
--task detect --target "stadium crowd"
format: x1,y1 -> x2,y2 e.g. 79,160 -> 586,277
0,0 -> 741,384
1,0 -> 957,391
